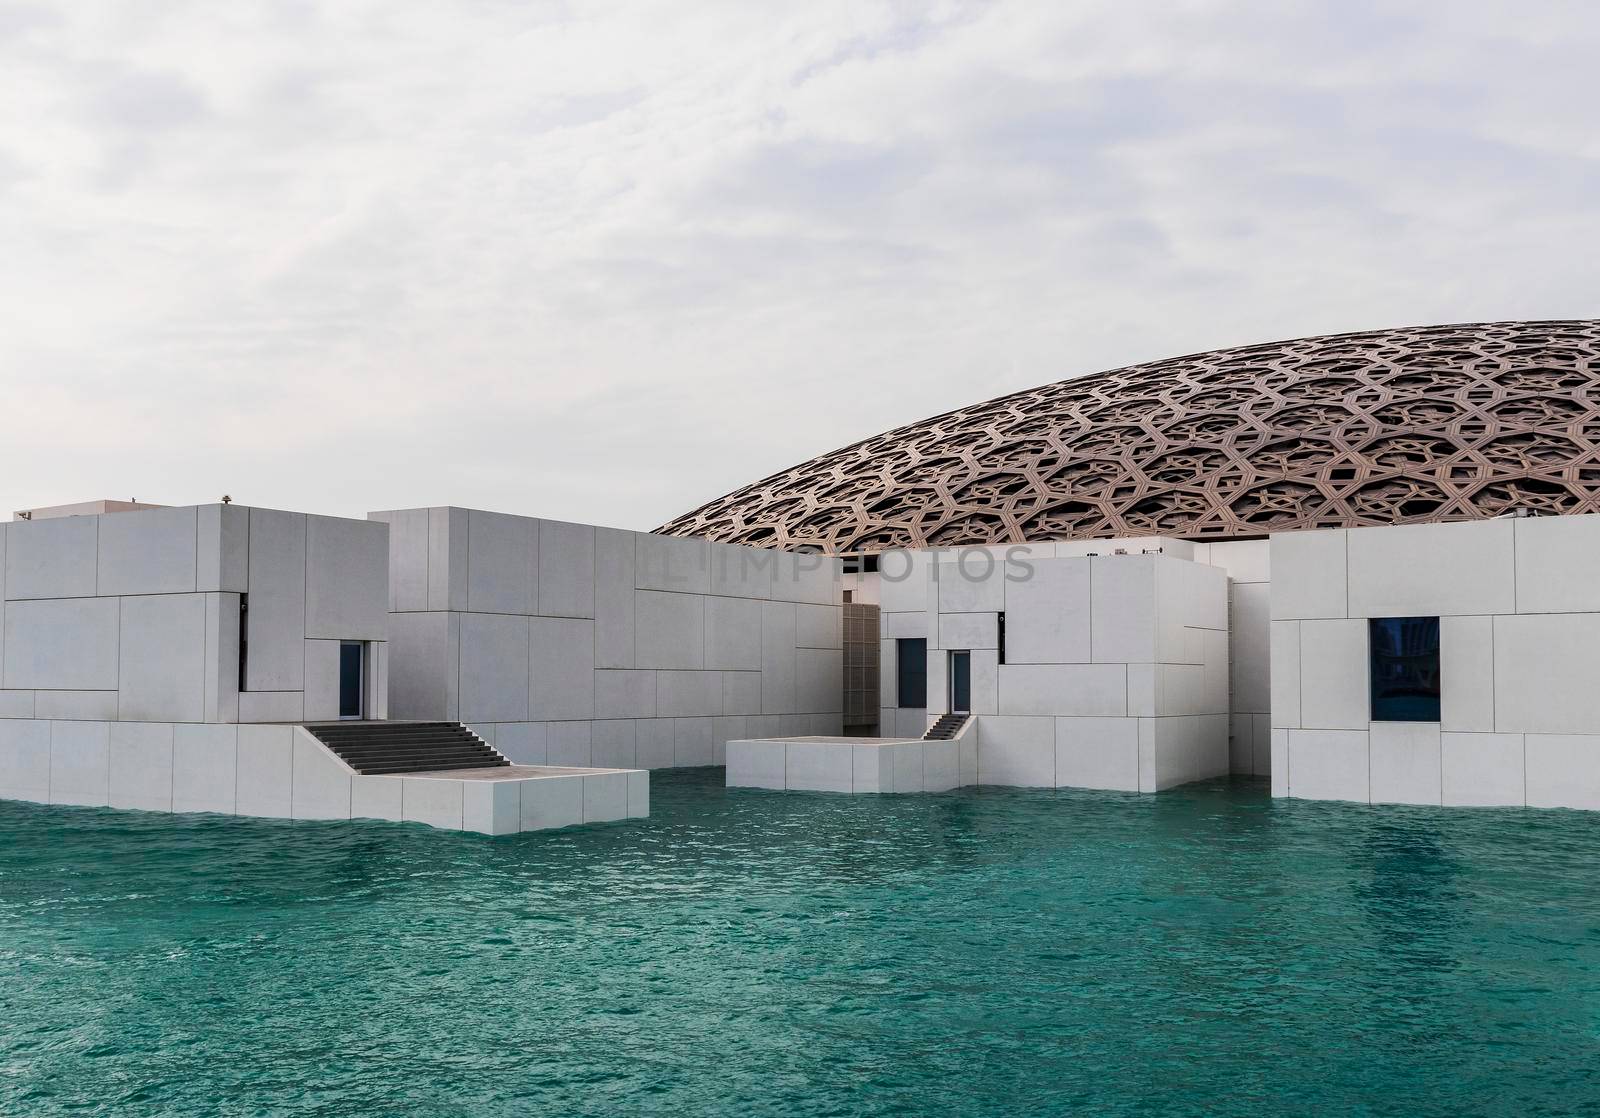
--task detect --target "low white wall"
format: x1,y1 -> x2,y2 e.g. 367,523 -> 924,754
372,508 -> 844,769
0,720 -> 645,832
1271,513 -> 1600,809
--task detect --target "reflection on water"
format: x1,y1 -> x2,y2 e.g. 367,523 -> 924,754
2,771 -> 1600,1117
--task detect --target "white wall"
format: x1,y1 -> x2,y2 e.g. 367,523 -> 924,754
373,508 -> 844,769
1270,513 -> 1600,809
880,542 -> 1229,793
0,505 -> 388,727
1194,539 -> 1271,777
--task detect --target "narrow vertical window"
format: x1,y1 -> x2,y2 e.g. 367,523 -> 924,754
1369,616 -> 1440,722
896,638 -> 927,708
997,611 -> 1006,665
237,593 -> 249,693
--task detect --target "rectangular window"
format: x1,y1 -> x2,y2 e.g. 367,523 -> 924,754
1369,617 -> 1441,722
896,638 -> 927,708
997,611 -> 1006,665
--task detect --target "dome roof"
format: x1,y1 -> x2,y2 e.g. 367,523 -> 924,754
658,321 -> 1600,552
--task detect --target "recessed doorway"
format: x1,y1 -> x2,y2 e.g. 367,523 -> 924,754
339,641 -> 365,719
949,650 -> 971,714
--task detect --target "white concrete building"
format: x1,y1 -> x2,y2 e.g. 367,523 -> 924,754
735,538 -> 1234,795
0,503 -> 652,833
1271,513 -> 1600,810
372,507 -> 845,769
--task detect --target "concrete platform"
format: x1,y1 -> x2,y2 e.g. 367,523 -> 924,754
353,763 -> 649,835
725,736 -> 975,794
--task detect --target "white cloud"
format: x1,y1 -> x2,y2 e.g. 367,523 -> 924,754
1,0 -> 1597,526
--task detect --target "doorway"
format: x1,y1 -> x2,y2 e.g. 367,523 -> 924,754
949,650 -> 971,714
339,641 -> 365,719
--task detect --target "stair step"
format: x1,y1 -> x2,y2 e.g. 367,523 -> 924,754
304,720 -> 511,776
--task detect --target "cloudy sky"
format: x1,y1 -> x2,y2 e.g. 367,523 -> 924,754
2,2 -> 1596,529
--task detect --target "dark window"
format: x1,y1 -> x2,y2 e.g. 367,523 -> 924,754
997,611 -> 1006,665
339,642 -> 365,719
1369,617 -> 1440,722
896,638 -> 927,708
237,594 -> 249,692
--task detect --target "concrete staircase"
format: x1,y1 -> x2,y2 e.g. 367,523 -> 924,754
303,721 -> 510,776
923,713 -> 969,741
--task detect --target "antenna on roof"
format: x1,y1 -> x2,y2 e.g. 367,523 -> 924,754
221,495 -> 232,504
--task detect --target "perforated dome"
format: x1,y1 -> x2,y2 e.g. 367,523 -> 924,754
658,321 -> 1600,552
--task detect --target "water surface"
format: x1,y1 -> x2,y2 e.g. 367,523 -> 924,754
2,771 -> 1598,1116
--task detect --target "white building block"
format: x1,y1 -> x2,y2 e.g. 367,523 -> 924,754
537,519 -> 595,618
291,731 -> 352,820
1090,556 -> 1156,663
463,779 -> 521,835
978,715 -> 1055,787
1298,618 -> 1368,730
495,721 -> 548,765
760,601 -> 797,714
636,591 -> 704,670
1267,618 -> 1305,731
521,775 -> 583,830
723,672 -> 762,716
458,613 -> 531,723
3,597 -> 119,691
117,594 -> 207,722
1368,721 -> 1441,805
546,721 -> 593,765
1440,615 -> 1494,732
97,505 -> 197,595
465,510 -> 536,615
305,515 -> 388,640
708,542 -> 773,600
172,724 -> 238,815
595,670 -> 657,719
1287,729 -> 1368,803
1440,732 -> 1523,807
0,719 -> 50,802
635,719 -> 674,768
704,596 -> 762,669
1347,519 -> 1515,618
726,738 -> 786,788
1513,514 -> 1600,613
5,515 -> 97,600
428,508 -> 470,611
109,722 -> 175,812
236,724 -> 294,818
35,690 -> 118,720
50,719 -> 111,807
372,507 -> 428,612
591,719 -> 637,767
245,508 -> 307,691
1526,734 -> 1600,810
529,617 -> 595,721
657,671 -> 723,718
1270,529 -> 1347,620
785,740 -> 854,792
402,778 -> 464,830
1055,716 -> 1138,792
637,534 -> 709,595
1003,558 -> 1090,664
351,775 -> 404,822
1493,613 -> 1600,735
998,663 -> 1126,717
594,527 -> 636,669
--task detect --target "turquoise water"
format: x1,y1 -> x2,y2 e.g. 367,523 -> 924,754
3,772 -> 1600,1117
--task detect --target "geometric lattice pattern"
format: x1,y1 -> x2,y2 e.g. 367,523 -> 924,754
658,321 -> 1600,551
